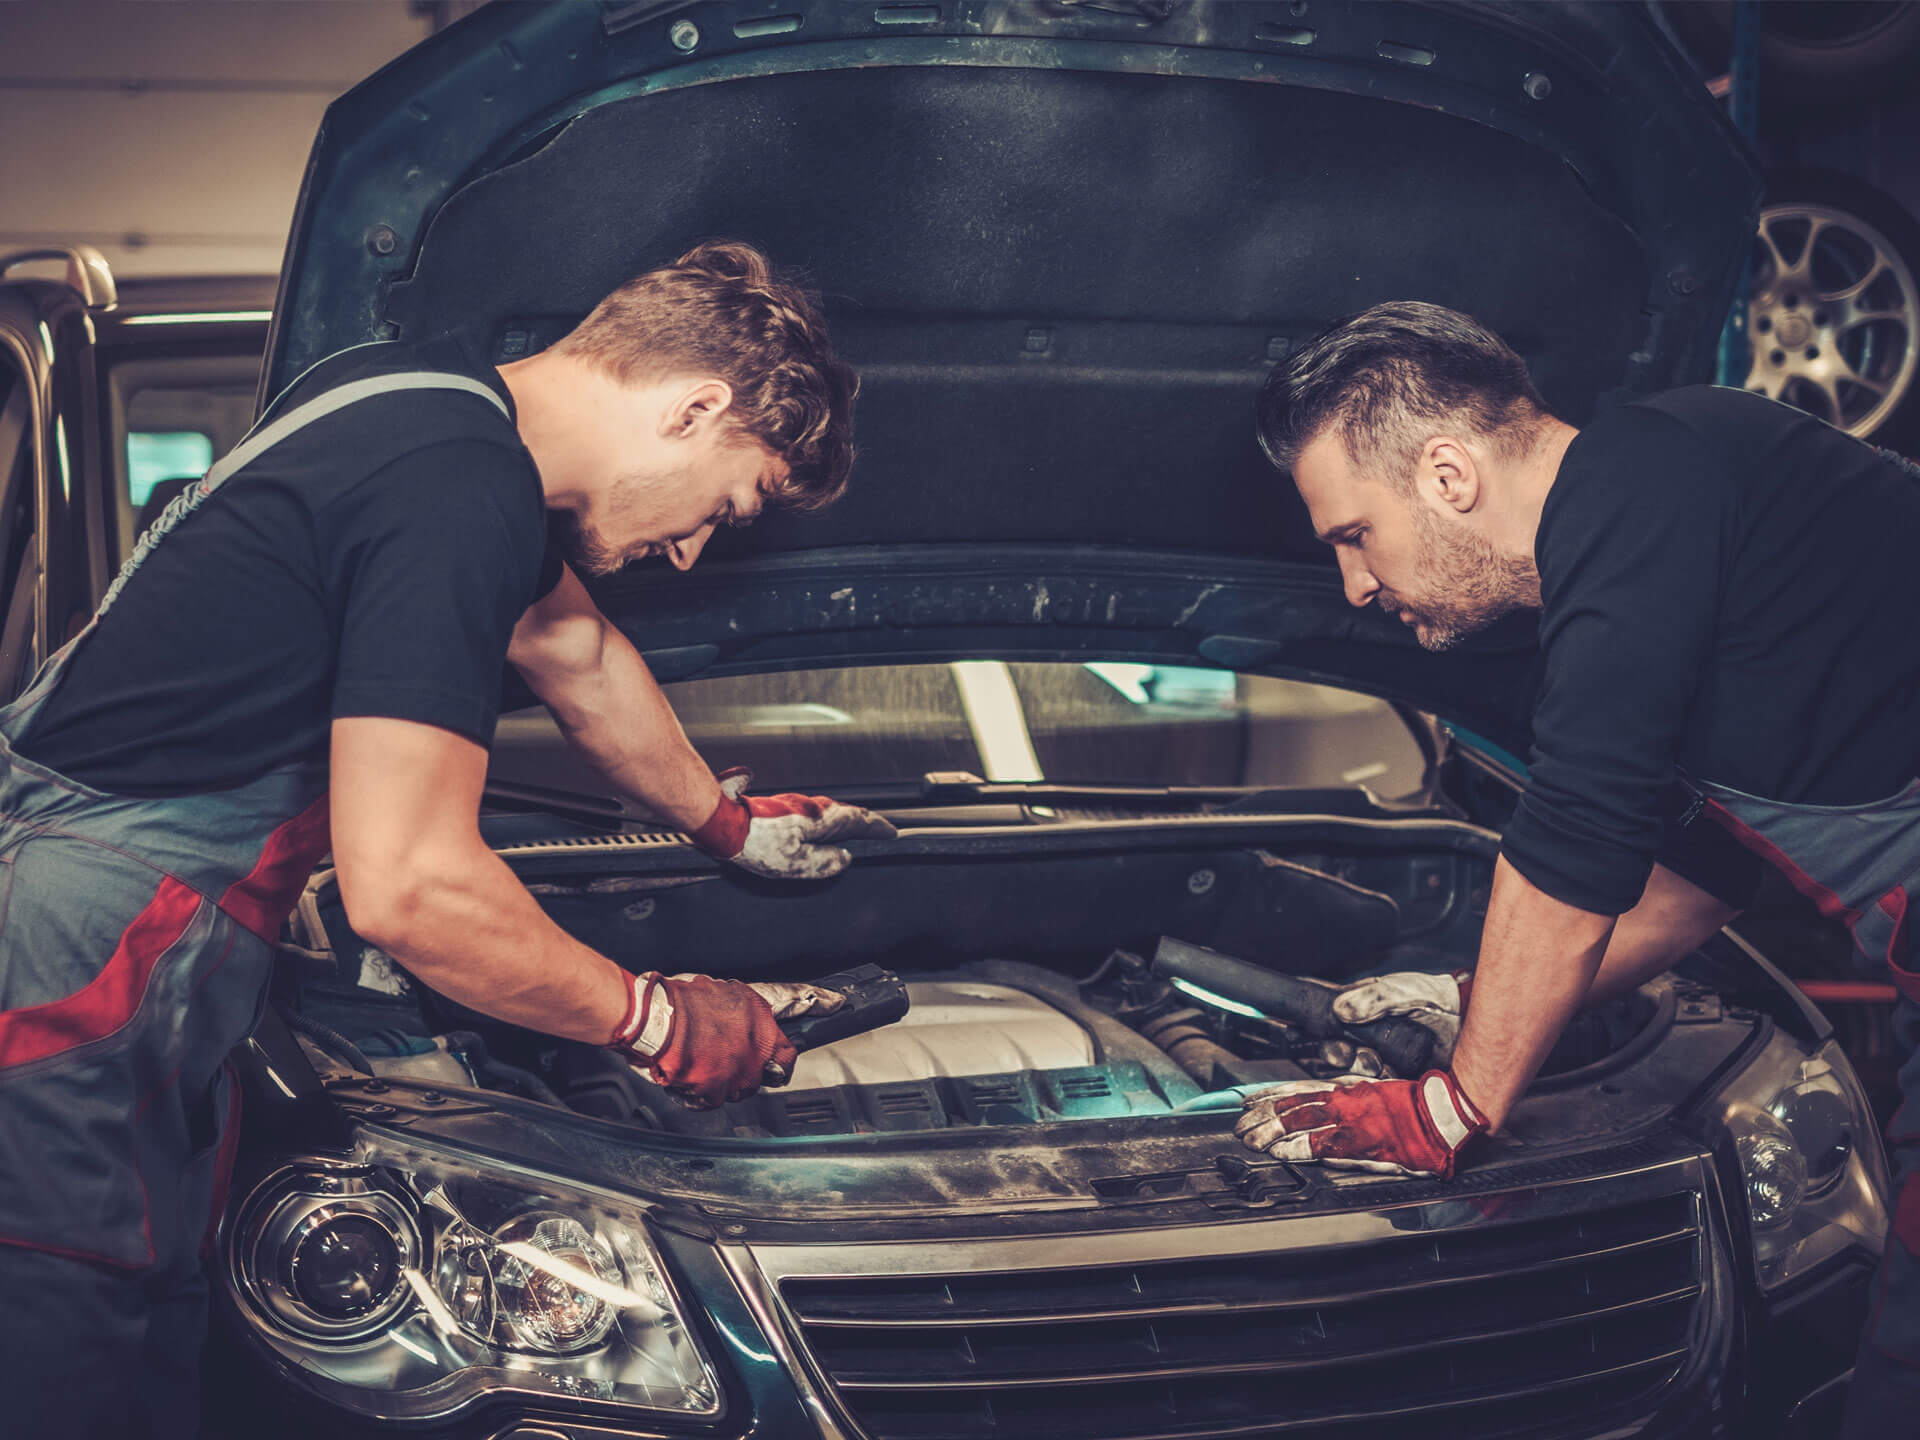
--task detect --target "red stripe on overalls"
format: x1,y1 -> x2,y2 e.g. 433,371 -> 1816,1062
0,877 -> 201,1068
1704,799 -> 1920,1003
218,793 -> 330,940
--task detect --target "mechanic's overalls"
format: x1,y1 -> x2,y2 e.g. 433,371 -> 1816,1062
1685,775 -> 1920,1433
0,369 -> 507,1437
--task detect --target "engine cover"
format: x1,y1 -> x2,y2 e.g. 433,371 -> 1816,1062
785,981 -> 1094,1091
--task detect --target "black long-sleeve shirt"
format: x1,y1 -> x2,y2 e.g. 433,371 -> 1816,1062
1501,385 -> 1920,915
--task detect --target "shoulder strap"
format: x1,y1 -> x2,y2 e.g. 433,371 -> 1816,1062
202,371 -> 510,496
93,371 -> 512,622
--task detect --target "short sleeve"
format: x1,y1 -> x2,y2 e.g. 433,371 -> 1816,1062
1501,410 -> 1734,915
322,438 -> 547,745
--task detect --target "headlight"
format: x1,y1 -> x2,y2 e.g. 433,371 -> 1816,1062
227,1134 -> 721,1424
1711,1032 -> 1891,1290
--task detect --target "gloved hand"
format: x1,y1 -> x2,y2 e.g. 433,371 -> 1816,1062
1233,1069 -> 1487,1179
1333,970 -> 1470,1064
744,978 -> 847,1084
608,971 -> 842,1108
687,768 -> 898,880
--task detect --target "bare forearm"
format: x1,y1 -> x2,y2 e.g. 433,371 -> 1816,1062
1582,863 -> 1737,1010
1450,856 -> 1615,1130
350,840 -> 629,1044
538,628 -> 722,830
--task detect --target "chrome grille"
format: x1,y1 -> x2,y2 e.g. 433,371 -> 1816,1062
748,1169 -> 1711,1440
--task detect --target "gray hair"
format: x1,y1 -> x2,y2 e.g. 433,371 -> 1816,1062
1256,301 -> 1546,484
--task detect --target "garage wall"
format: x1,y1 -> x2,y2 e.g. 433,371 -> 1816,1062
0,0 -> 443,279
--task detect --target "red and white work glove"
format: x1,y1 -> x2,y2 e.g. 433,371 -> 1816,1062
687,768 -> 898,880
1234,1069 -> 1488,1179
608,970 -> 847,1109
1334,969 -> 1471,1064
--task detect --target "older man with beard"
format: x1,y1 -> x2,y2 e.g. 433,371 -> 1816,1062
1239,301 -> 1920,1438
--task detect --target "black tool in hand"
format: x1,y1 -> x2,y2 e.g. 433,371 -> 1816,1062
775,964 -> 911,1051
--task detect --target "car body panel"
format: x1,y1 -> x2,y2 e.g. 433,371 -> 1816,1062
262,1 -> 1759,754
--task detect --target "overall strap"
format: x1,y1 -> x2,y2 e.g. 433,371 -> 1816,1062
205,371 -> 508,495
96,371 -> 510,620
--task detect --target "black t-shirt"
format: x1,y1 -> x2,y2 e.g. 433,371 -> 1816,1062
17,329 -> 564,795
1502,385 -> 1920,916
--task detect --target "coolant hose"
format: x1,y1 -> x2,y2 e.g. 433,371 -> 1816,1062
281,1011 -> 375,1076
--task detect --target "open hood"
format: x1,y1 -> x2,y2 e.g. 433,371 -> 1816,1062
266,0 -> 1757,752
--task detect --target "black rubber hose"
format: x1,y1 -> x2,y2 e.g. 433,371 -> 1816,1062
438,1028 -> 565,1106
281,1011 -> 375,1076
479,1058 -> 566,1108
1153,936 -> 1436,1077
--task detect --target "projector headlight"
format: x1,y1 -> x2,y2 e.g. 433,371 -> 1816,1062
227,1134 -> 720,1424
1711,1032 -> 1891,1290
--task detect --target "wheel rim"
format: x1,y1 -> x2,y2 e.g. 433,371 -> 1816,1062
1746,202 -> 1919,438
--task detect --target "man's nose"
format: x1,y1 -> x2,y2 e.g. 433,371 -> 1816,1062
1337,550 -> 1379,608
667,522 -> 716,572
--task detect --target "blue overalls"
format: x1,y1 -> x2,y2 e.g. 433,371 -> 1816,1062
1689,776 -> 1920,1434
0,369 -> 508,1438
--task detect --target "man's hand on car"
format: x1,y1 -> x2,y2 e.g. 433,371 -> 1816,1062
1333,969 -> 1470,1063
689,767 -> 898,879
608,970 -> 846,1107
1234,1070 -> 1487,1179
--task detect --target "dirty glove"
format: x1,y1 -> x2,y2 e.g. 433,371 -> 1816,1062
1234,1070 -> 1487,1179
687,767 -> 898,880
1334,970 -> 1470,1064
744,978 -> 847,1084
609,970 -> 808,1108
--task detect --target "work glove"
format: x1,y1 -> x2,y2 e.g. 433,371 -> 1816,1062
1333,970 -> 1470,1064
687,767 -> 898,880
607,970 -> 845,1108
1234,1069 -> 1487,1179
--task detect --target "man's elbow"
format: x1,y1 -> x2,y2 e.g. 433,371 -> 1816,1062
511,611 -> 609,695
337,868 -> 426,954
335,852 -> 467,956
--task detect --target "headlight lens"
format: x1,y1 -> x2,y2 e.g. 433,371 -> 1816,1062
228,1134 -> 721,1423
1713,1033 -> 1890,1290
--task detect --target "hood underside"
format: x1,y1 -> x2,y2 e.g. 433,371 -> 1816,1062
268,1 -> 1757,748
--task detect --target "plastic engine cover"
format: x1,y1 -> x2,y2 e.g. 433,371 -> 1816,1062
785,981 -> 1094,1091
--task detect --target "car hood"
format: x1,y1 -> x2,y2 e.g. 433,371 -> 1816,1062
266,0 -> 1756,753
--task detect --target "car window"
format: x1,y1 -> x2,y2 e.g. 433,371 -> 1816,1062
0,356 -> 37,699
109,363 -> 257,558
487,662 -> 1427,801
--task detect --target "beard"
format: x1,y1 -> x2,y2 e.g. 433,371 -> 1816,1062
550,461 -> 700,579
550,507 -> 626,579
1381,503 -> 1535,653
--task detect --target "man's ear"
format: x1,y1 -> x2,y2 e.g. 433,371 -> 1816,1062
662,379 -> 735,438
1423,435 -> 1481,514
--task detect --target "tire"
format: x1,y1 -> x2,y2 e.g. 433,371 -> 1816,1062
1659,1 -> 1920,112
1744,170 -> 1920,451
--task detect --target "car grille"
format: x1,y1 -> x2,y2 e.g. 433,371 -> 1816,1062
748,1164 -> 1712,1440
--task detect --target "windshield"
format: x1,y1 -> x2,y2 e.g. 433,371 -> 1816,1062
489,662 -> 1426,802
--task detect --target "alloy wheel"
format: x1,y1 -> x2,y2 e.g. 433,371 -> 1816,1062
1746,202 -> 1919,438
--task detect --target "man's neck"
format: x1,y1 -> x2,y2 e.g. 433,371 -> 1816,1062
497,351 -> 588,512
1504,417 -> 1579,606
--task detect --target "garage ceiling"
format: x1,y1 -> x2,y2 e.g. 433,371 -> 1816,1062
0,0 -> 455,278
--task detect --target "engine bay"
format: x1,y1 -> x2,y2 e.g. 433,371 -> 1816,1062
278,827 -> 1672,1141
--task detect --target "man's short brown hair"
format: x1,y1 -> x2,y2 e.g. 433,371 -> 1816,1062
552,240 -> 856,510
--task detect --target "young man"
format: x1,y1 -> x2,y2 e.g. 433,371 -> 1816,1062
1243,301 -> 1920,1436
0,241 -> 892,1437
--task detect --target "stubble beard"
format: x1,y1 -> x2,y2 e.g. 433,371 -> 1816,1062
552,508 -> 625,579
1385,502 -> 1536,653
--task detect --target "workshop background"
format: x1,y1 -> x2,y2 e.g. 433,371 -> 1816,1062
7,2 -> 1920,1109
0,0 -> 482,277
